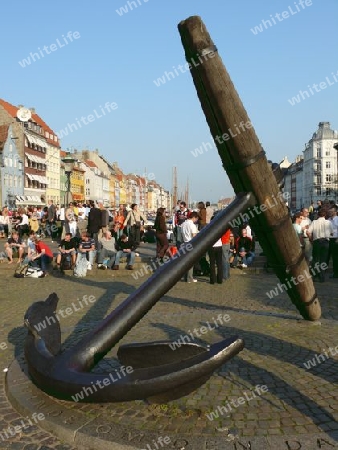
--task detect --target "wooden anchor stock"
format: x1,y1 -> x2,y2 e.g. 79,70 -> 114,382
178,16 -> 321,321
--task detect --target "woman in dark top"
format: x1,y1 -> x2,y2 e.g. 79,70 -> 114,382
198,202 -> 207,230
154,207 -> 169,261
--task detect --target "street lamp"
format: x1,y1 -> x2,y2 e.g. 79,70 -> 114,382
61,153 -> 77,207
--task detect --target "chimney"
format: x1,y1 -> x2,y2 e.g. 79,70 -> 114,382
30,107 -> 36,114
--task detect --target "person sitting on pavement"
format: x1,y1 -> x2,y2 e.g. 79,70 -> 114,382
4,230 -> 26,264
31,235 -> 54,276
76,231 -> 96,270
234,226 -> 255,269
56,232 -> 77,269
142,226 -> 156,243
97,230 -> 116,270
113,234 -> 136,270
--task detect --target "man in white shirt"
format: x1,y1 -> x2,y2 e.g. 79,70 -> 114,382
181,212 -> 199,283
307,209 -> 333,282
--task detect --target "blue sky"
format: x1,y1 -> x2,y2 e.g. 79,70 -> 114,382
1,0 -> 337,202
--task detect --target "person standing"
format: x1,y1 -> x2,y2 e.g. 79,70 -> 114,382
47,200 -> 57,242
123,204 -> 146,249
65,202 -> 77,239
300,207 -> 312,263
328,205 -> 338,278
307,209 -> 333,282
181,212 -> 199,283
208,237 -> 223,284
154,207 -> 169,262
197,202 -> 207,230
87,200 -> 102,249
174,201 -> 190,248
98,201 -> 109,239
205,201 -> 214,225
221,227 -> 231,280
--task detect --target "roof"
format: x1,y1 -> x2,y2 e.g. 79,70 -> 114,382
0,125 -> 9,152
85,160 -> 98,168
0,99 -> 60,147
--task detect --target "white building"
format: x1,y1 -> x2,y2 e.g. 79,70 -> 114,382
284,122 -> 338,210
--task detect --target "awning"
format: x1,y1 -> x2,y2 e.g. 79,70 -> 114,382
26,174 -> 48,184
15,195 -> 44,205
25,132 -> 47,148
26,153 -> 46,164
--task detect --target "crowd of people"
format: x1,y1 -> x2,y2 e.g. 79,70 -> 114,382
172,200 -> 255,284
291,200 -> 338,282
3,196 -> 337,283
0,201 -> 143,276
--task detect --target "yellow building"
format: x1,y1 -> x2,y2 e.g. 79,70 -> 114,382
71,165 -> 85,204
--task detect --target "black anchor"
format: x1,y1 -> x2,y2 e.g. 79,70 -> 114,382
24,193 -> 253,402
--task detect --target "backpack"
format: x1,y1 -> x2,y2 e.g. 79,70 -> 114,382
60,253 -> 72,271
25,266 -> 45,278
14,265 -> 44,278
73,255 -> 88,278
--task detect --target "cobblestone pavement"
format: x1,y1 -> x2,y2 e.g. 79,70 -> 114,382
0,240 -> 338,449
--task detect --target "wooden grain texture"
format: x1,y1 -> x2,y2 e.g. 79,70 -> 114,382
178,16 -> 321,320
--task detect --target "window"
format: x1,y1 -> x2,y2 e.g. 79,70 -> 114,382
316,187 -> 321,195
317,149 -> 321,158
326,151 -> 330,156
326,174 -> 332,182
326,161 -> 331,169
326,188 -> 331,196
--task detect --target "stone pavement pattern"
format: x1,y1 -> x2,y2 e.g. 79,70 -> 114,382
0,241 -> 337,449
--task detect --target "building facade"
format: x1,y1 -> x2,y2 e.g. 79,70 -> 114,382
0,125 -> 24,209
284,122 -> 338,210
